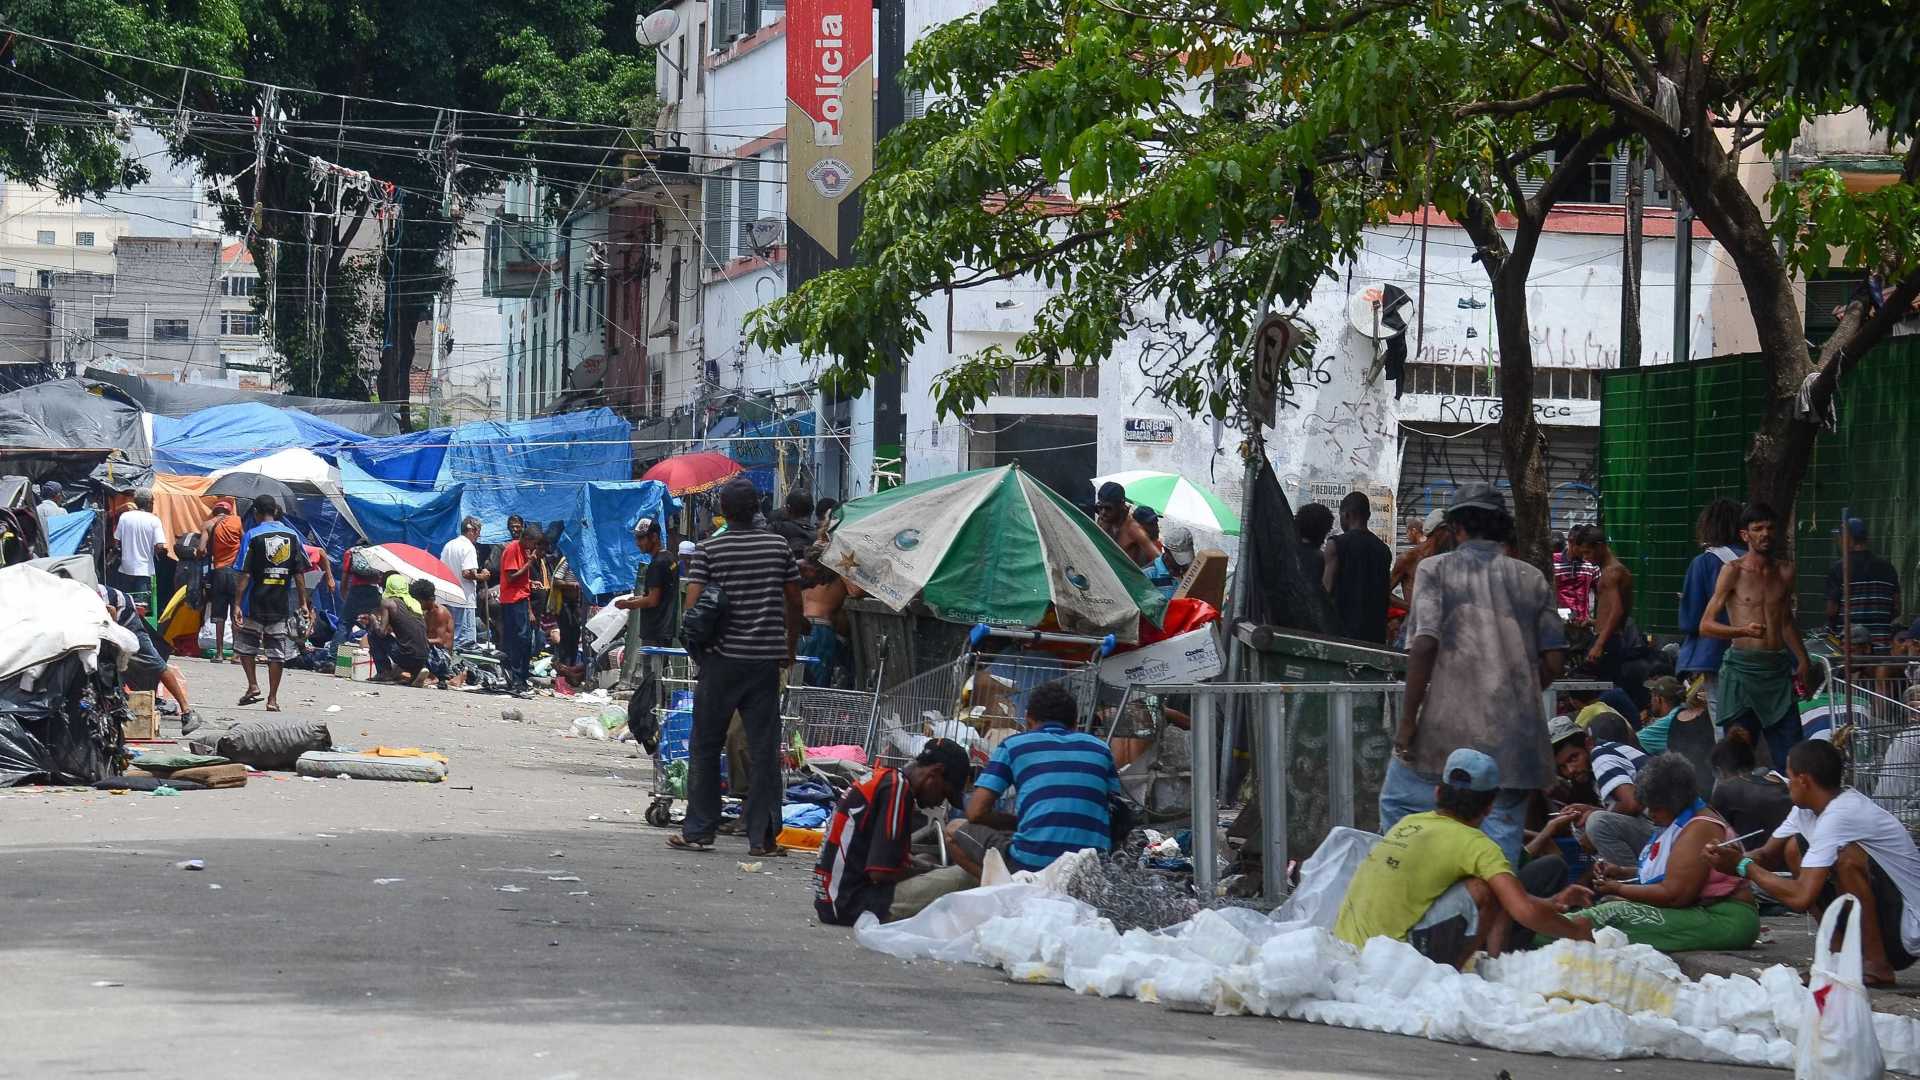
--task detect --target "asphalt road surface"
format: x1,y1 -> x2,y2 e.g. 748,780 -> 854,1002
2,657 -> 1779,1079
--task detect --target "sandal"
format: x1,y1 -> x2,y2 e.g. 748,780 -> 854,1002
238,690 -> 263,707
667,835 -> 714,852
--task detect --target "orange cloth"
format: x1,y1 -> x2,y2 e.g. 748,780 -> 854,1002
149,473 -> 223,553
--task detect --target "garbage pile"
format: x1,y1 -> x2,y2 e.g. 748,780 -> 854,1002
855,847 -> 1920,1073
0,565 -> 140,786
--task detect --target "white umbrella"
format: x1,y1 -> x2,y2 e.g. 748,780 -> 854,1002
210,448 -> 367,539
1091,469 -> 1241,535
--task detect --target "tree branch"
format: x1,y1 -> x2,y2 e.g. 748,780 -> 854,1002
1455,84 -> 1592,118
1809,269 -> 1920,413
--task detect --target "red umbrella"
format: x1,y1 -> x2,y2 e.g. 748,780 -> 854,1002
642,451 -> 743,495
358,543 -> 466,608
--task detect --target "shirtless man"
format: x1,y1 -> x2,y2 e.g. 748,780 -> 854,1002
416,578 -> 459,689
799,545 -> 853,686
1094,482 -> 1161,567
1389,514 -> 1455,611
1700,502 -> 1813,769
1570,524 -> 1651,711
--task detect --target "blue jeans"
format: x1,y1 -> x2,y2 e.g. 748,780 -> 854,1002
1380,757 -> 1529,869
451,606 -> 475,649
501,600 -> 532,689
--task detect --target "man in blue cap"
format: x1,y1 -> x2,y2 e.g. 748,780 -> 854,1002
1336,747 -> 1594,967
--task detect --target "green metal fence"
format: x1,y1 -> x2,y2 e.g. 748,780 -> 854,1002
1599,338 -> 1920,636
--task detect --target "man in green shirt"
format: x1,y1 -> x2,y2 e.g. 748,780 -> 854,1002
1637,675 -> 1685,753
1335,748 -> 1594,967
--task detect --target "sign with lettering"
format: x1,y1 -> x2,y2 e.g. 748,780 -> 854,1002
1122,417 -> 1176,444
786,0 -> 874,260
1398,395 -> 1601,425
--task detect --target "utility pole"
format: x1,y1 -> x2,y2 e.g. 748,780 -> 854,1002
870,0 -> 907,485
1673,194 -> 1694,364
1620,140 -> 1644,369
431,114 -> 460,427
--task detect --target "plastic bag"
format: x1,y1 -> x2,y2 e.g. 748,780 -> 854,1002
853,884 -> 1092,964
1795,894 -> 1886,1080
1270,826 -> 1381,930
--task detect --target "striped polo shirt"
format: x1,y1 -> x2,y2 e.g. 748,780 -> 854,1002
1591,740 -> 1648,805
684,527 -> 798,661
976,724 -> 1121,871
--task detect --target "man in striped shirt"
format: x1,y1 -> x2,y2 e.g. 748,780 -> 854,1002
671,478 -> 803,857
948,682 -> 1121,877
813,739 -> 973,925
1827,518 -> 1902,654
1550,714 -> 1653,866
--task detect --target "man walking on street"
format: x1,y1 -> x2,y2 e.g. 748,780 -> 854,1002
1389,483 -> 1567,868
1323,491 -> 1391,643
440,516 -> 485,649
111,488 -> 167,613
497,520 -> 535,696
233,495 -> 309,712
616,517 -> 674,726
1701,503 -> 1814,769
671,478 -> 802,857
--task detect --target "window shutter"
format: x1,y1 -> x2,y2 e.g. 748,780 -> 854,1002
1517,150 -> 1553,198
722,0 -> 746,45
736,158 -> 761,258
703,173 -> 731,267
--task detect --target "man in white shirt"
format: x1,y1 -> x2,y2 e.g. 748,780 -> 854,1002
438,516 -> 485,648
1708,738 -> 1920,986
111,489 -> 168,613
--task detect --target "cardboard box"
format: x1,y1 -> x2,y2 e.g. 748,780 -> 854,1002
1098,626 -> 1224,688
1173,549 -> 1228,608
124,691 -> 159,740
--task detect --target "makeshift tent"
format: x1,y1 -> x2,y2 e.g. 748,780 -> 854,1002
575,481 -> 671,597
209,447 -> 367,541
153,402 -> 367,475
338,426 -> 450,491
150,473 -> 220,545
44,509 -> 95,557
0,380 -> 150,482
439,409 -> 633,540
339,458 -> 468,552
85,367 -> 404,436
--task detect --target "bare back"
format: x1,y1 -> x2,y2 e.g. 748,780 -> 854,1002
802,576 -> 848,623
1592,560 -> 1633,635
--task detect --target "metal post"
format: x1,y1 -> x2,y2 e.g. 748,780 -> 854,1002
1327,692 -> 1355,829
1190,692 -> 1219,898
1259,693 -> 1289,900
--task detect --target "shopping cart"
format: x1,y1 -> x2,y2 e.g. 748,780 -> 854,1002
638,647 -> 859,827
866,624 -> 1115,770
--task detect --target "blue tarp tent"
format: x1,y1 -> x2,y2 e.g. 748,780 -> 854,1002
154,403 -> 367,475
437,409 -> 633,542
44,508 -> 96,556
339,426 -> 450,491
573,481 -> 670,597
339,458 -> 468,552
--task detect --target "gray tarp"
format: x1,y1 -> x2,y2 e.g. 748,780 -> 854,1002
84,368 -> 403,436
0,380 -> 150,482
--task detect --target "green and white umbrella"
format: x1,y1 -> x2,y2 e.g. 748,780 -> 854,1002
1092,470 -> 1240,535
826,465 -> 1166,642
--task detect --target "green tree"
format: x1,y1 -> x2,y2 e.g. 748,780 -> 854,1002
0,1 -> 650,414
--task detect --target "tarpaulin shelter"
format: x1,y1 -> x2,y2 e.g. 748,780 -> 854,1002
152,402 -> 367,475
0,380 -> 150,483
85,367 -> 403,436
44,509 -> 95,556
150,473 -> 220,544
437,409 -> 633,540
339,458 -> 468,552
338,426 -> 450,491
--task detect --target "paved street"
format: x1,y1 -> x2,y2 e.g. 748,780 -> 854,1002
4,657 -> 1776,1080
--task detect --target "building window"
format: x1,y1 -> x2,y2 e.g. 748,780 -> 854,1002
221,313 -> 261,336
153,318 -> 190,341
35,230 -> 55,245
703,173 -> 731,268
75,231 -> 95,247
735,158 -> 762,259
994,364 -> 1099,399
0,269 -> 14,287
650,369 -> 666,418
94,317 -> 129,340
224,275 -> 258,297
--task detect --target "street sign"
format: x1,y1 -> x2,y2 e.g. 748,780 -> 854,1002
1249,314 -> 1296,427
1122,417 -> 1176,444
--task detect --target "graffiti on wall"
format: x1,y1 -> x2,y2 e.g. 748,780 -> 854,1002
1398,430 -> 1600,532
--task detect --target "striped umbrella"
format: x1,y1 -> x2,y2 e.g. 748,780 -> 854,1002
357,543 -> 466,608
1091,470 -> 1240,535
825,465 -> 1165,641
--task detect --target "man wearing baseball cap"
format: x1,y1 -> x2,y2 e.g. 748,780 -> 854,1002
1336,747 -> 1593,967
1388,481 -> 1568,868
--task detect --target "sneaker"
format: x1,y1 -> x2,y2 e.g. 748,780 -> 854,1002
180,710 -> 204,736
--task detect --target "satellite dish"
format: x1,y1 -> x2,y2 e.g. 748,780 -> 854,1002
1347,283 -> 1418,340
636,8 -> 681,47
747,217 -> 784,256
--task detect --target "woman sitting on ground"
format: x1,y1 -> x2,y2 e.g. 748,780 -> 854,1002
1570,752 -> 1760,951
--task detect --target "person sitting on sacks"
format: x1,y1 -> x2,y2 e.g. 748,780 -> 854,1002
1569,752 -> 1760,951
1334,747 -> 1593,968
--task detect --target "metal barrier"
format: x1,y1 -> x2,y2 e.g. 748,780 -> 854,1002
1155,678 -> 1617,900
1826,658 -> 1920,828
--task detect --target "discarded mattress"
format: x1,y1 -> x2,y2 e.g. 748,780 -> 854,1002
295,751 -> 447,782
852,860 -> 1920,1073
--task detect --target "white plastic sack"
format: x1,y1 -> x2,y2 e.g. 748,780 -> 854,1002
853,884 -> 1093,964
1270,826 -> 1380,930
1795,895 -> 1886,1080
585,598 -> 632,652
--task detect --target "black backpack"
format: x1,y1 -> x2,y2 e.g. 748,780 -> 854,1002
680,583 -> 728,659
